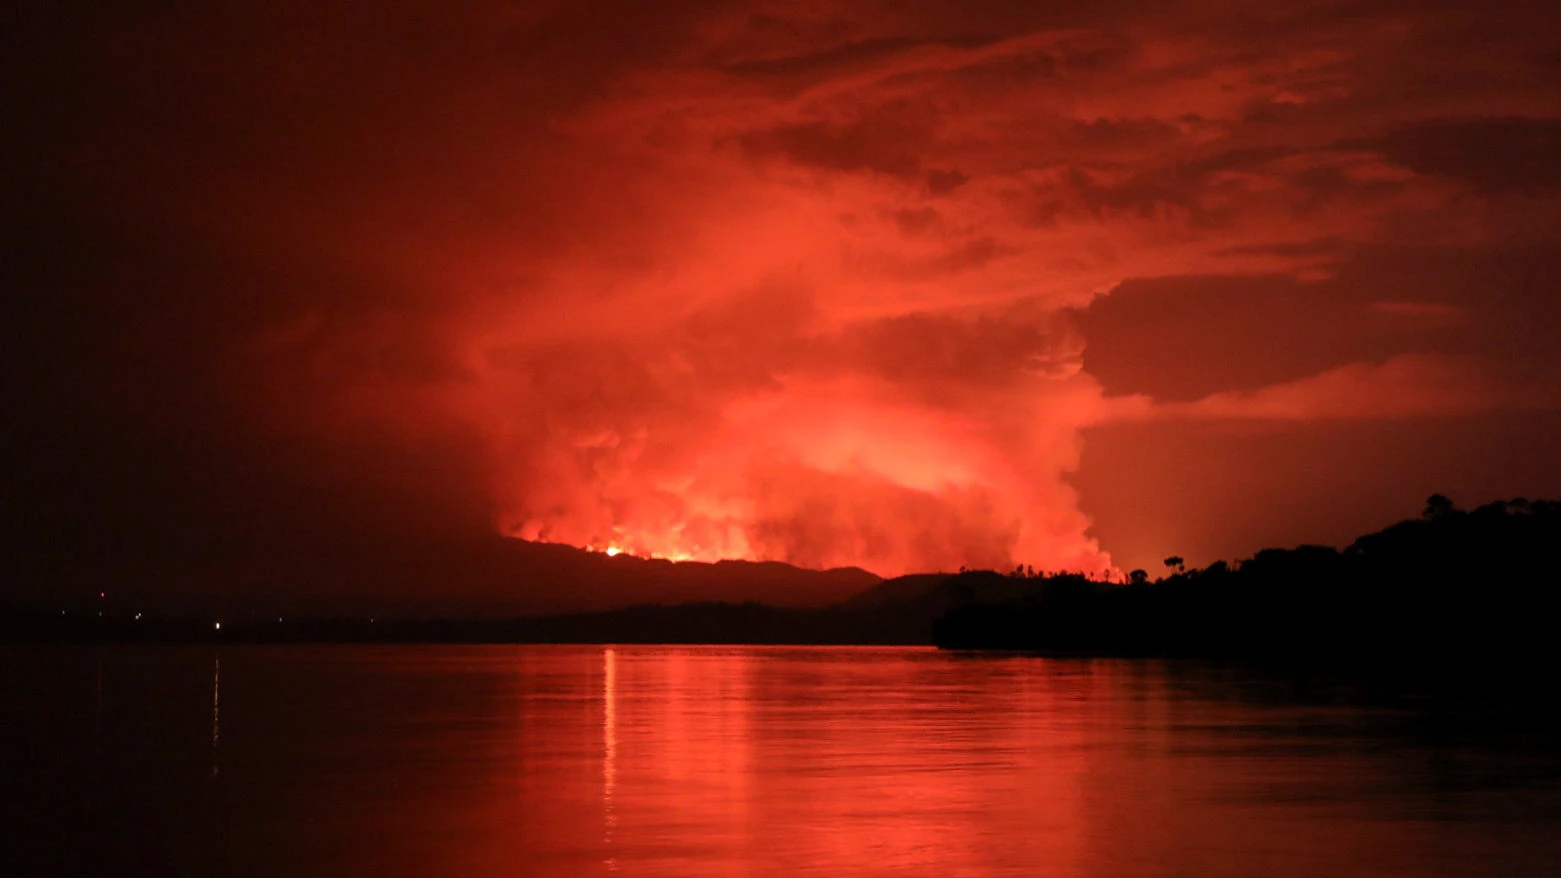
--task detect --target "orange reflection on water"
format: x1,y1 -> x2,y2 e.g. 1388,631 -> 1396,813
211,654 -> 220,778
602,647 -> 616,871
574,647 -> 1090,876
62,646 -> 1559,878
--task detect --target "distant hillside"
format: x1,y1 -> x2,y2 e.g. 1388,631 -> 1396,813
836,570 -> 1041,611
5,562 -> 951,646
3,540 -> 899,643
1,595 -> 947,647
21,495 -> 1558,651
18,535 -> 883,620
500,546 -> 883,613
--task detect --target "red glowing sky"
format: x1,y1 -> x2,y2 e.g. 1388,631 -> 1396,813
8,0 -> 1561,607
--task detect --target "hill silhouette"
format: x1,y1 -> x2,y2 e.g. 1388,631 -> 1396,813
11,495 -> 1561,652
11,535 -> 881,621
933,496 -> 1561,663
1,559 -> 980,645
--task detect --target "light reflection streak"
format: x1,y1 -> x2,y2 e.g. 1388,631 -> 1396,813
211,654 -> 221,778
94,654 -> 102,739
603,647 -> 617,871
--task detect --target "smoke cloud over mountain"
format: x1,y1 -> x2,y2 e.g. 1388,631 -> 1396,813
9,0 -> 1561,603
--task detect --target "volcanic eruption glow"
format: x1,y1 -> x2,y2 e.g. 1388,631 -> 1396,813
479,312 -> 1119,578
161,1 -> 1554,585
420,16 -> 1424,579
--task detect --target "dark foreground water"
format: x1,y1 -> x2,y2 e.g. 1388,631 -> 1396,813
5,646 -> 1561,877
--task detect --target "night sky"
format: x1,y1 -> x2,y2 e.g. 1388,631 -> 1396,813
8,0 -> 1561,612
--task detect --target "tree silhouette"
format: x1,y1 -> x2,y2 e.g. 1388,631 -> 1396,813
1424,493 -> 1456,520
933,495 -> 1561,658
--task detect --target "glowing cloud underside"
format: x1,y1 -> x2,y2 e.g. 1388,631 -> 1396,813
217,3 -> 1559,580
443,11 -> 1494,578
493,364 -> 1109,576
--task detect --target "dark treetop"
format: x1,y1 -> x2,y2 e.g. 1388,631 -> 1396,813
933,496 -> 1561,665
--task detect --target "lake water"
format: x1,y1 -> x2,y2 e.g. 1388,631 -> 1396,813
5,645 -> 1561,877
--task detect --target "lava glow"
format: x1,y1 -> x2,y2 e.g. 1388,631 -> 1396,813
167,0 -> 1561,584
487,365 -> 1115,577
578,539 -> 698,564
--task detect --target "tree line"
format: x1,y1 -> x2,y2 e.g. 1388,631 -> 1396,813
933,495 -> 1561,662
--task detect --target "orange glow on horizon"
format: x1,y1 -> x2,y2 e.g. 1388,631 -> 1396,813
207,1 -> 1556,585
486,372 -> 1122,577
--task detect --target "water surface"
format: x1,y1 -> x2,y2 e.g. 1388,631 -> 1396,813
5,645 -> 1560,876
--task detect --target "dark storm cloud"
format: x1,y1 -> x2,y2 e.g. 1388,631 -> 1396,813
737,108 -> 939,179
1375,118 -> 1561,193
924,169 -> 969,195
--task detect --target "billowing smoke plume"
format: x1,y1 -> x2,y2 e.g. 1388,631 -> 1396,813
24,0 -> 1554,592
233,1 -> 1524,578
420,3 -> 1477,577
475,292 -> 1107,575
